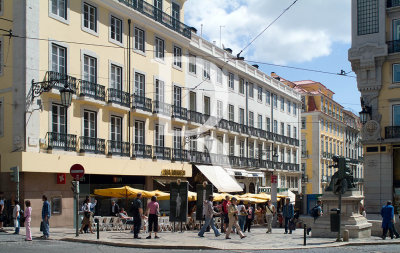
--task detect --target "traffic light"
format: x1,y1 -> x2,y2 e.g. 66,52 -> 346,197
10,166 -> 19,183
71,181 -> 79,194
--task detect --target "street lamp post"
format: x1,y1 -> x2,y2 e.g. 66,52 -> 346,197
271,148 -> 279,208
32,79 -> 74,108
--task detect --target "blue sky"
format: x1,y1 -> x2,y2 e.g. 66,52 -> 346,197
184,0 -> 361,113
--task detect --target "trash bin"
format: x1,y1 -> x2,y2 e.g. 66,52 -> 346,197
330,208 -> 340,232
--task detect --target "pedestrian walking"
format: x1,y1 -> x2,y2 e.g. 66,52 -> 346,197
244,203 -> 254,232
146,196 -> 160,239
265,200 -> 276,233
237,201 -> 247,232
131,192 -> 144,239
198,195 -> 221,238
13,200 -> 20,234
222,196 -> 230,233
0,192 -> 4,232
225,197 -> 246,240
79,199 -> 94,234
41,195 -> 51,239
282,198 -> 294,234
24,200 -> 32,241
110,200 -> 119,217
381,201 -> 396,240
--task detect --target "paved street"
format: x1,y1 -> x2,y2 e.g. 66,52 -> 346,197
1,232 -> 400,253
1,226 -> 400,252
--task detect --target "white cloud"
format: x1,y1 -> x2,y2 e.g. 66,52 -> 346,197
184,0 -> 350,64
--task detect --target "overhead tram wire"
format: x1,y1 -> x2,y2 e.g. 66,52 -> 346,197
236,0 -> 299,58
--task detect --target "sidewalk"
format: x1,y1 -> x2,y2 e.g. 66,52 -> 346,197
1,226 -> 400,250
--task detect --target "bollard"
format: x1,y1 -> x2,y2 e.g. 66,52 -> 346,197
96,218 -> 99,239
303,224 -> 307,246
343,229 -> 349,242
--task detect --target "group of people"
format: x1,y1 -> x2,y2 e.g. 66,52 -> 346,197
0,195 -> 51,241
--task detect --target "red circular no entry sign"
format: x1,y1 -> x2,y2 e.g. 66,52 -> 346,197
70,164 -> 85,181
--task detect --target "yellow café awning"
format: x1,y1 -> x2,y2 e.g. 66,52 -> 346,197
94,186 -> 154,199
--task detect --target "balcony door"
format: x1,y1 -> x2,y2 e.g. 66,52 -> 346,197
154,0 -> 162,21
189,91 -> 196,111
83,55 -> 97,83
135,73 -> 145,97
110,116 -> 122,142
173,86 -> 182,107
52,104 -> 67,134
172,2 -> 180,29
110,65 -> 122,91
155,79 -> 165,103
51,44 -> 66,74
135,120 -> 145,145
84,110 -> 96,139
203,96 -> 210,115
394,105 -> 400,126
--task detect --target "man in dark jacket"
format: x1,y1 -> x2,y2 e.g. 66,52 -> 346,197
110,200 -> 119,217
381,201 -> 395,240
282,198 -> 294,234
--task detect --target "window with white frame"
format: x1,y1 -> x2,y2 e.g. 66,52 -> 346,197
173,85 -> 182,107
51,0 -> 67,20
83,54 -> 97,83
204,96 -> 211,115
134,27 -> 145,52
83,2 -> 97,33
248,83 -> 254,98
293,102 -> 297,115
249,111 -> 254,127
51,43 -> 67,74
287,124 -> 291,137
249,142 -> 254,158
393,64 -> 400,83
240,140 -> 245,157
173,127 -> 182,149
293,126 -> 297,139
266,117 -> 271,132
273,120 -> 277,133
217,100 -> 223,118
110,64 -> 122,90
110,15 -> 122,43
154,124 -> 165,147
52,104 -> 67,134
228,72 -> 234,89
393,104 -> 400,126
84,110 -> 96,138
203,60 -> 210,80
228,104 -> 234,121
189,53 -> 196,74
266,90 -> 271,105
239,108 -> 245,124
257,86 -> 262,101
258,114 -> 262,129
110,116 -> 122,142
135,72 -> 145,97
280,96 -> 285,111
173,46 -> 182,68
155,79 -> 164,102
229,138 -> 235,156
280,122 -> 284,135
134,120 -> 145,144
189,91 -> 196,111
155,37 -> 164,60
239,78 -> 245,94
217,67 -> 222,84
287,100 -> 291,113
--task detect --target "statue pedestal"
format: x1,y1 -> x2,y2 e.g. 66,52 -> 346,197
311,191 -> 372,239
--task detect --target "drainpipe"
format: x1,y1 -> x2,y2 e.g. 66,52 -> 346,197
128,19 -> 131,144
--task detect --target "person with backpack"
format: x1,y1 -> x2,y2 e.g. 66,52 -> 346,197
311,200 -> 323,221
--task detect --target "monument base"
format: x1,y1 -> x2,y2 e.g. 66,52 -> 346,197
311,191 -> 372,239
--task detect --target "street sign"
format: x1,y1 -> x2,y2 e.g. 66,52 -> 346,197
271,175 -> 278,184
70,164 -> 85,181
57,173 -> 66,184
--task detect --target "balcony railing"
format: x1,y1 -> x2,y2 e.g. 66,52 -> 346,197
132,94 -> 152,112
79,136 -> 106,154
46,132 -> 77,151
239,124 -> 248,134
132,143 -> 152,159
153,146 -> 171,160
387,0 -> 400,8
217,119 -> 229,130
188,110 -> 203,124
388,40 -> 400,54
78,80 -> 106,101
172,148 -> 187,161
172,105 -> 187,120
385,126 -> 400,139
47,71 -> 77,92
107,88 -> 130,107
229,121 -> 240,132
153,101 -> 172,116
118,0 -> 191,39
107,140 -> 130,156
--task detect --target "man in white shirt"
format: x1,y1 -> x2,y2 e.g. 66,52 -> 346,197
13,200 -> 20,234
265,200 -> 276,234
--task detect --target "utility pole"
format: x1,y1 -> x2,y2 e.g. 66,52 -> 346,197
71,181 -> 79,237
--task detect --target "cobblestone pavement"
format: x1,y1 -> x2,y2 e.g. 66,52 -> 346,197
1,226 -> 400,250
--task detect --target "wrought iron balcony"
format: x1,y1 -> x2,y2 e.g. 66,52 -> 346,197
210,153 -> 230,165
79,136 -> 105,154
47,71 -> 77,92
387,0 -> 400,8
172,148 -> 185,161
239,124 -> 248,134
78,79 -> 106,101
118,0 -> 191,39
153,101 -> 171,116
188,110 -> 203,124
388,40 -> 400,54
46,132 -> 77,151
217,118 -> 229,130
385,126 -> 400,139
132,94 -> 152,112
172,105 -> 187,120
107,88 -> 130,107
107,140 -> 130,156
259,129 -> 267,139
132,143 -> 152,159
153,146 -> 171,160
229,121 -> 240,132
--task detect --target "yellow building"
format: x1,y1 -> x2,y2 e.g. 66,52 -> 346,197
0,0 -> 193,227
349,0 -> 400,214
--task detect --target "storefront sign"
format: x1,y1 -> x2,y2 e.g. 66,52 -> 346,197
271,175 -> 278,184
259,187 -> 271,193
57,173 -> 66,184
161,169 -> 185,177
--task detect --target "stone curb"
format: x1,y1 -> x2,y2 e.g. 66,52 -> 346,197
60,238 -> 218,250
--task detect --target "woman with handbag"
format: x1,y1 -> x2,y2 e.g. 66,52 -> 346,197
79,199 -> 94,234
237,201 -> 247,232
24,200 -> 32,241
146,196 -> 160,239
